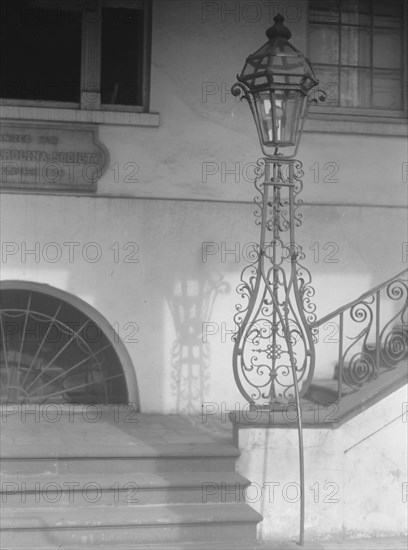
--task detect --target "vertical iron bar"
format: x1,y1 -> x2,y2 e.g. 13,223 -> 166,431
271,173 -> 280,403
294,370 -> 305,547
338,4 -> 342,106
288,173 -> 305,546
375,290 -> 380,377
263,162 -> 275,403
338,312 -> 344,403
0,312 -> 11,386
370,1 -> 373,108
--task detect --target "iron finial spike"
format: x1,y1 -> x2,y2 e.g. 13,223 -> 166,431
266,13 -> 292,40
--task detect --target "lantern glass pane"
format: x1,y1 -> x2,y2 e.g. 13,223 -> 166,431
255,91 -> 274,145
254,90 -> 307,149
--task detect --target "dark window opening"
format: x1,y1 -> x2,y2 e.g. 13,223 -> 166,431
0,0 -> 82,102
101,7 -> 144,106
0,0 -> 150,109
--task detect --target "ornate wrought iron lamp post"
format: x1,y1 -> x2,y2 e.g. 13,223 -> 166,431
231,14 -> 322,545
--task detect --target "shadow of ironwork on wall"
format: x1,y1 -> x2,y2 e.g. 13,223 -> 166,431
167,274 -> 229,414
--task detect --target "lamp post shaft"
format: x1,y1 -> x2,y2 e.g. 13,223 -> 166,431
232,16 -> 322,544
233,158 -> 313,545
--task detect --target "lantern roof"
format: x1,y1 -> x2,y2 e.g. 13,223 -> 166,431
237,14 -> 318,95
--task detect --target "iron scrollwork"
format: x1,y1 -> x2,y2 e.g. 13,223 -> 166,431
342,298 -> 376,388
233,158 -> 316,407
339,277 -> 408,391
380,279 -> 408,367
310,272 -> 408,395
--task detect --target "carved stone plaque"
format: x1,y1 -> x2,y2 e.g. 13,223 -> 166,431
0,122 -> 108,193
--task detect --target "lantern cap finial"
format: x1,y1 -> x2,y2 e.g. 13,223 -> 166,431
266,14 -> 292,40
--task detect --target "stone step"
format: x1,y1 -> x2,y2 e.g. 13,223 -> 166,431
0,540 -> 300,550
0,414 -> 261,548
0,455 -> 238,476
0,502 -> 262,548
304,378 -> 355,405
0,443 -> 240,475
0,471 -> 251,506
0,441 -> 240,460
61,541 -> 318,550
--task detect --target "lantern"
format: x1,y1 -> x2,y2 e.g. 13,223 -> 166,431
232,14 -> 319,158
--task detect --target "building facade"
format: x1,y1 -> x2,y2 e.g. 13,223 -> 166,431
0,0 -> 407,542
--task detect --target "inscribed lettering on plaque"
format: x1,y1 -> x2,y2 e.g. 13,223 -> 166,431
0,122 -> 108,192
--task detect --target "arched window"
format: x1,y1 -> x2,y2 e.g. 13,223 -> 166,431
0,282 -> 138,405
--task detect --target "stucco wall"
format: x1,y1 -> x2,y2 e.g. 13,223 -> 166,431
236,385 -> 408,540
0,195 -> 405,412
0,0 -> 406,412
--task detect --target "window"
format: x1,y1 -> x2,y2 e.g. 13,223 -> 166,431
0,1 -> 82,103
0,283 -> 137,404
308,0 -> 406,113
101,6 -> 145,106
0,0 -> 152,112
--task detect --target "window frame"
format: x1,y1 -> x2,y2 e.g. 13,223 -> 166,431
0,0 -> 152,114
306,0 -> 407,121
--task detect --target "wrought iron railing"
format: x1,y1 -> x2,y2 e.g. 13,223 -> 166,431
308,269 -> 408,403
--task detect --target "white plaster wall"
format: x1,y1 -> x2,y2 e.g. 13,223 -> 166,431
96,0 -> 407,207
0,194 -> 405,412
236,385 -> 408,540
0,0 -> 406,411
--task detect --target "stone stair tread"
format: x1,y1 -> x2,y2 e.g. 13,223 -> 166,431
308,378 -> 355,394
53,539 -> 407,550
139,543 -> 299,550
0,471 -> 250,490
109,544 -> 286,550
100,542 -> 311,549
2,538 -> 406,550
0,414 -> 261,547
1,502 -> 263,530
0,442 -> 240,460
12,541 -> 298,550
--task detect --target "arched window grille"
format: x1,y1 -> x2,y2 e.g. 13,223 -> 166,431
0,283 -> 133,405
